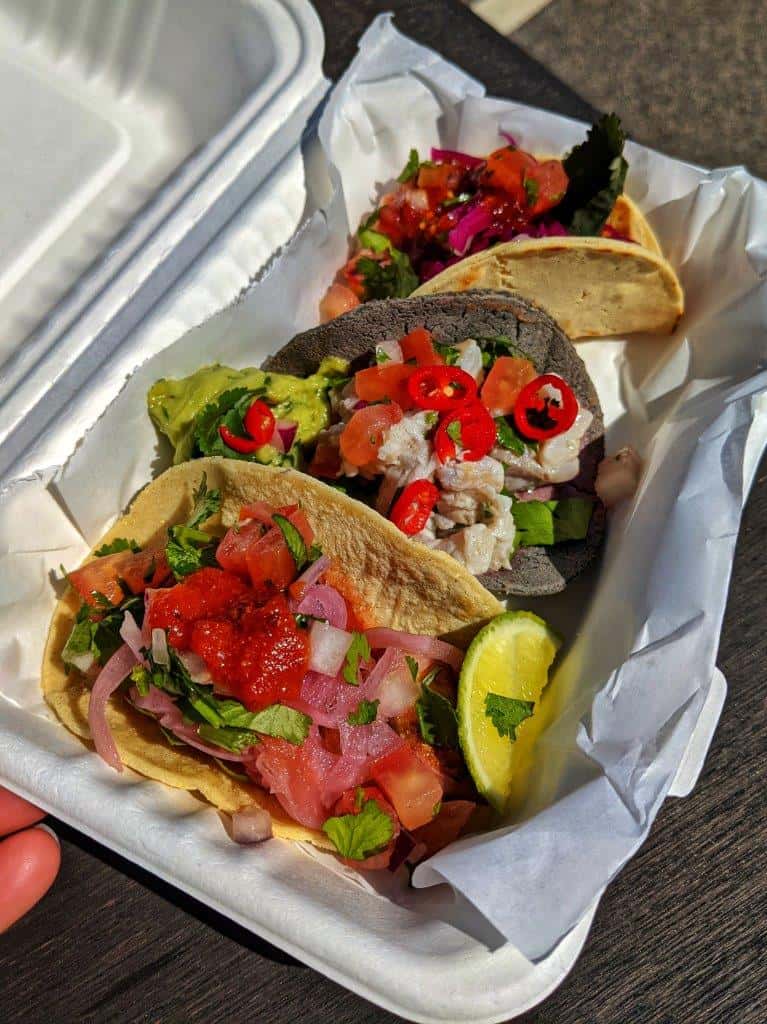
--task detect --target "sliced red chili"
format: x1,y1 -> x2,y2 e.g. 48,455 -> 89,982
407,365 -> 478,412
243,399 -> 276,446
389,479 -> 440,536
434,402 -> 496,464
218,425 -> 264,454
513,374 -> 578,441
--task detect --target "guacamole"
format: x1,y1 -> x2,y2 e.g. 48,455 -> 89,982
147,357 -> 348,464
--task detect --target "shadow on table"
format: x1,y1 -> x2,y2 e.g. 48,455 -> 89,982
52,819 -> 305,969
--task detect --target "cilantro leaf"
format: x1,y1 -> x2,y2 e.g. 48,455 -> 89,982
523,176 -> 539,208
376,349 -> 392,364
555,114 -> 628,236
347,699 -> 380,726
93,538 -> 140,557
197,724 -> 260,753
272,513 -> 308,573
358,227 -> 394,254
495,417 -> 527,456
511,498 -> 593,550
442,192 -> 472,209
165,474 -> 221,580
405,655 -> 419,683
62,595 -> 143,671
356,249 -> 418,300
416,671 -> 459,748
342,632 -> 371,686
242,704 -> 312,745
446,419 -> 462,445
322,796 -> 395,860
434,342 -> 460,366
484,693 -> 534,740
188,475 -> 222,530
473,333 -> 531,368
397,148 -> 420,183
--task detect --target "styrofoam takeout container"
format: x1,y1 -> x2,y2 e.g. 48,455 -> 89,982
0,5 -> 739,1021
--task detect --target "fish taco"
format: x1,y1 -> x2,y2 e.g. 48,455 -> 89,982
263,291 -> 610,597
43,459 -> 505,867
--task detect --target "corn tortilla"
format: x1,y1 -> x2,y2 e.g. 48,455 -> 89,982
42,460 -> 503,848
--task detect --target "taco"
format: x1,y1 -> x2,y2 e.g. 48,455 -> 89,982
43,459 -> 503,867
262,291 -> 607,598
319,115 -> 683,339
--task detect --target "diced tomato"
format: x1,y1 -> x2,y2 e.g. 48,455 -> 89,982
332,785 -> 401,870
482,147 -> 568,218
319,283 -> 361,323
254,730 -> 338,829
245,526 -> 297,592
399,327 -> 443,367
239,502 -> 280,524
370,745 -> 443,830
69,548 -> 171,607
417,162 -> 462,193
339,402 -> 404,468
410,800 -> 476,859
215,519 -> 265,576
480,356 -> 537,415
376,202 -> 407,249
147,568 -> 250,648
354,363 -> 417,409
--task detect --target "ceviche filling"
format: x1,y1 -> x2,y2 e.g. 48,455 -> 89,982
61,478 -> 477,869
307,329 -> 597,575
320,115 -> 631,319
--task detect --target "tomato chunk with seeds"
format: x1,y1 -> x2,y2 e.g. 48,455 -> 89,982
354,363 -> 417,409
339,403 -> 403,468
480,356 -> 537,415
69,548 -> 170,607
370,745 -> 443,830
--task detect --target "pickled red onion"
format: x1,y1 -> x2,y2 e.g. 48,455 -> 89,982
365,628 -> 463,672
119,612 -> 146,665
296,584 -> 347,629
220,807 -> 273,844
89,644 -> 138,772
430,147 -> 483,169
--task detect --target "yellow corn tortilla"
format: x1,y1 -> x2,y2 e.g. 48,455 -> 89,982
42,458 -> 503,848
413,196 -> 683,339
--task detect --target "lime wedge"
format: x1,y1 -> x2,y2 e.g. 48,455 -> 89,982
458,611 -> 561,812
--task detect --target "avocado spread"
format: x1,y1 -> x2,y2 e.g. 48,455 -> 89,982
147,357 -> 348,464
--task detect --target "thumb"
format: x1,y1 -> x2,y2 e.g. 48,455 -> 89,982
0,826 -> 61,933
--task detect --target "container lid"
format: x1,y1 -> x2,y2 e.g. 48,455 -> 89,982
0,0 -> 326,477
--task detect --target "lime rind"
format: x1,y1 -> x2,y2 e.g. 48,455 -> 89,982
458,611 -> 562,812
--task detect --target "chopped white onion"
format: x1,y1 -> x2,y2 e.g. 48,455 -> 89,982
151,628 -> 170,667
376,340 -> 403,364
377,653 -> 420,717
68,651 -> 96,674
308,621 -> 353,677
220,807 -> 273,845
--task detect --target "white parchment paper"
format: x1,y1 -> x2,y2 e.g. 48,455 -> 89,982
2,15 -> 767,968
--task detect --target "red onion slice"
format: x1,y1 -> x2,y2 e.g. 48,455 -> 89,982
430,147 -> 484,169
295,554 -> 330,590
176,650 -> 212,684
88,644 -> 138,772
296,584 -> 348,629
365,628 -> 463,673
119,612 -> 146,665
220,807 -> 273,844
276,420 -> 298,451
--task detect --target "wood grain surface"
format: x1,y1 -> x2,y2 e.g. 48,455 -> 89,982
1,3 -> 765,1023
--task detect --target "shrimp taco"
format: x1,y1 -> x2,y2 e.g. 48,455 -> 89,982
43,459 -> 504,868
320,115 -> 683,339
262,292 -> 609,597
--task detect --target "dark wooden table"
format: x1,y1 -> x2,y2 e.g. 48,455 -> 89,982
2,3 -> 765,1022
